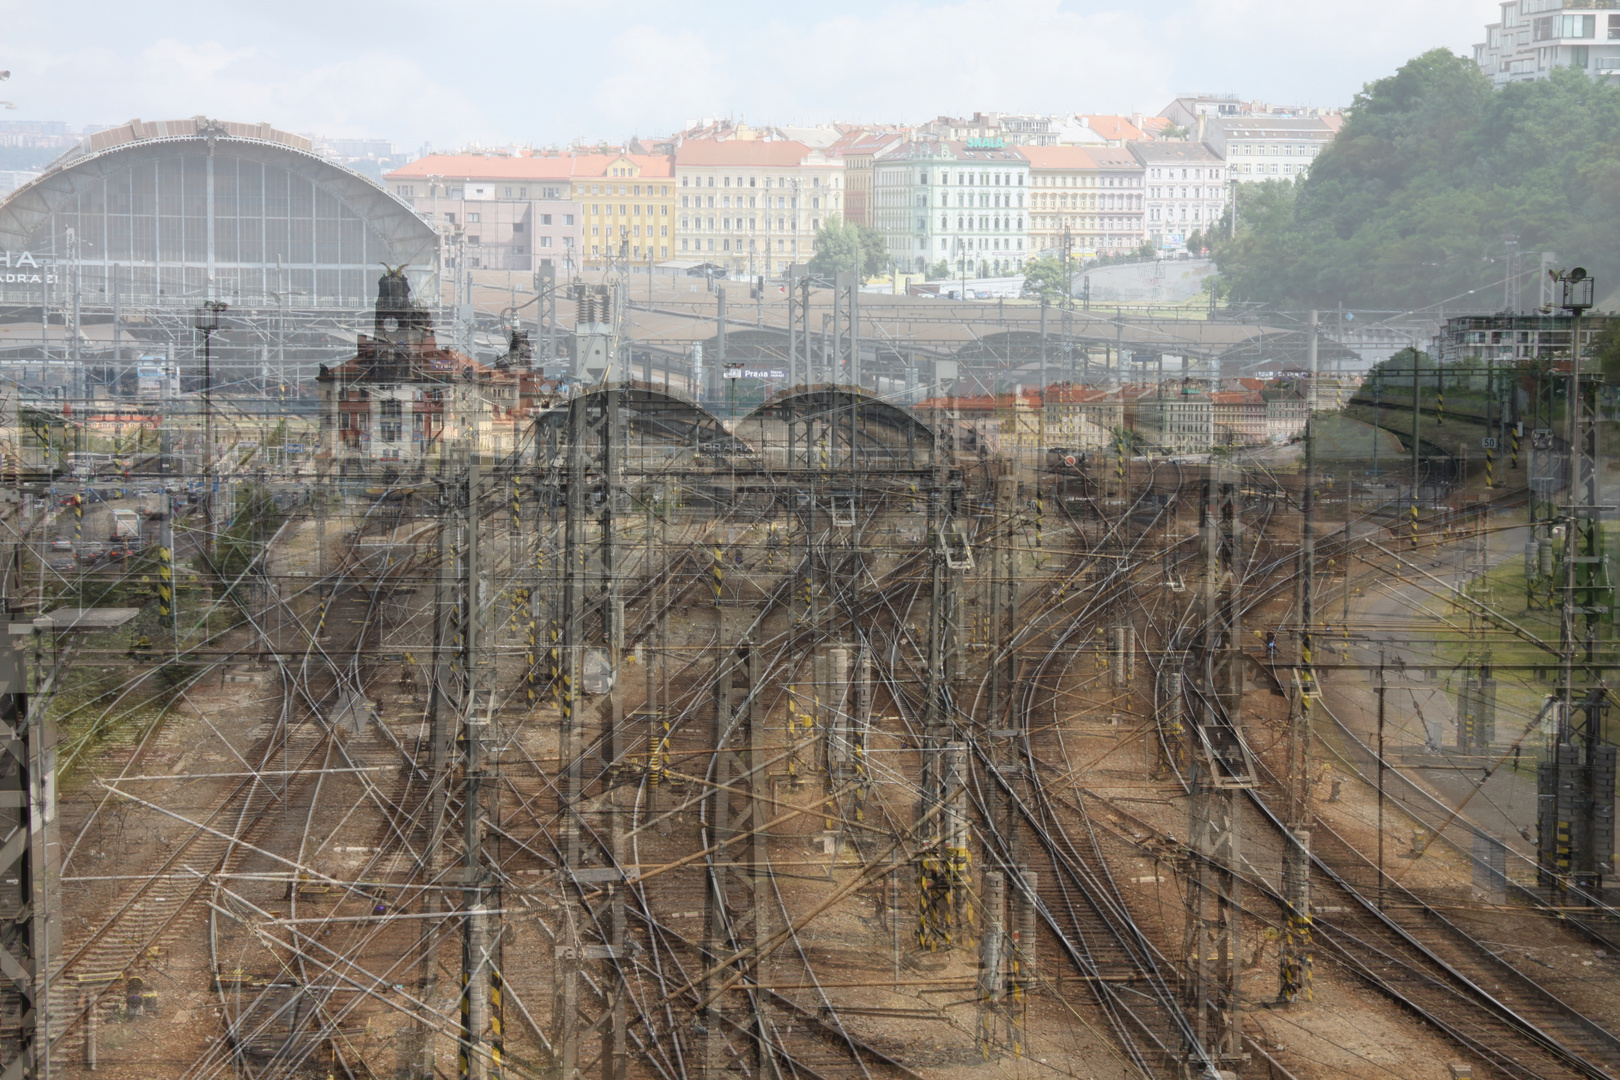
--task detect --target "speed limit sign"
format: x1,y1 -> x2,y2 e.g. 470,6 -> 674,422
1482,437 -> 1498,449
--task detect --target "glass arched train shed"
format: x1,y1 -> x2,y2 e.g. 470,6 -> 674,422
0,117 -> 439,393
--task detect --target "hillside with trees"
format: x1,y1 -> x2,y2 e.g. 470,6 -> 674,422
1210,49 -> 1620,312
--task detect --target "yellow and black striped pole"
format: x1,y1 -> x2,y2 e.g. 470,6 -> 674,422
488,964 -> 505,1080
74,492 -> 82,545
1485,439 -> 1494,489
458,967 -> 472,1080
712,543 -> 724,606
1511,422 -> 1520,470
157,541 -> 173,619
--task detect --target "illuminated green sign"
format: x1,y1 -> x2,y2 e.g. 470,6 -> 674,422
966,137 -> 1005,149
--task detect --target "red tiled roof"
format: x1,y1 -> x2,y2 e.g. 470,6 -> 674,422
1021,146 -> 1099,171
1078,115 -> 1146,142
387,151 -> 672,182
675,139 -> 824,167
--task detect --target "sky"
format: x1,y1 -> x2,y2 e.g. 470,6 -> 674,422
2,0 -> 1489,151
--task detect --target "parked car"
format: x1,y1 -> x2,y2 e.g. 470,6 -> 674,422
50,538 -> 73,551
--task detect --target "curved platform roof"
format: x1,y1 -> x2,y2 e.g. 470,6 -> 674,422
0,117 -> 438,308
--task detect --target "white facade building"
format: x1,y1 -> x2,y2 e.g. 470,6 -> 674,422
873,140 -> 1030,276
1202,117 -> 1335,181
1130,141 -> 1228,251
1475,1 -> 1620,84
673,139 -> 843,274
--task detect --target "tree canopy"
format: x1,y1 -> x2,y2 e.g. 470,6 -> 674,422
808,217 -> 889,279
1210,50 -> 1620,311
1020,257 -> 1072,302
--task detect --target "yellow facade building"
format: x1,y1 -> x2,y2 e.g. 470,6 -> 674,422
568,151 -> 677,268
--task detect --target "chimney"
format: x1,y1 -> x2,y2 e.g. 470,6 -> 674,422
1197,113 -> 1207,143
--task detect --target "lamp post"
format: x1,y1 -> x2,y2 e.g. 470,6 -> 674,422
195,300 -> 227,555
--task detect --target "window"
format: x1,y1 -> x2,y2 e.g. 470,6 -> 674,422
512,222 -> 525,233
541,236 -> 552,248
540,214 -> 552,225
397,184 -> 415,197
661,205 -> 668,215
1611,13 -> 1620,38
467,235 -> 481,245
563,214 -> 574,225
468,212 -> 481,223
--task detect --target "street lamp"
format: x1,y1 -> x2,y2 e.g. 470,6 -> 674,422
195,300 -> 227,554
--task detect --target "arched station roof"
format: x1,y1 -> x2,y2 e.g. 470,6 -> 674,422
0,117 -> 438,309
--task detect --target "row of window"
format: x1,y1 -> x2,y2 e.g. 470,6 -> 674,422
1228,144 -> 1321,158
587,204 -> 667,217
932,237 -> 1025,251
587,244 -> 669,259
1146,188 -> 1221,200
1033,215 -> 1147,229
680,238 -> 806,253
917,171 -> 1026,186
923,192 -> 1026,208
398,184 -> 565,199
1144,167 -> 1221,181
1033,173 -> 1147,187
577,183 -> 671,197
589,225 -> 668,238
680,216 -> 805,232
680,175 -> 830,188
681,194 -> 815,210
935,215 -> 1026,232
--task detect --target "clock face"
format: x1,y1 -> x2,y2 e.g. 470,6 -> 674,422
382,316 -> 400,332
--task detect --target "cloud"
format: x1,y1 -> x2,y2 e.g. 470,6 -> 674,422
1,0 -> 1495,147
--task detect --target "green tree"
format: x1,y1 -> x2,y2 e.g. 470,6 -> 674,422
926,259 -> 951,281
1020,257 -> 1072,302
808,216 -> 889,279
1210,49 -> 1620,311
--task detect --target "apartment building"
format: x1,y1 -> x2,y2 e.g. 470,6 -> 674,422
1087,148 -> 1148,255
568,152 -> 677,267
1022,146 -> 1099,260
1476,0 -> 1620,84
873,139 -> 1031,276
1211,390 -> 1266,446
1130,141 -> 1229,251
1044,385 -> 1124,450
1201,116 -> 1335,180
1135,386 -> 1214,452
672,139 -> 843,274
386,153 -> 585,272
835,130 -> 907,228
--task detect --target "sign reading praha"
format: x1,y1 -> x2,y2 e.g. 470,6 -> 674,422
0,252 -> 58,285
965,137 -> 1005,150
722,368 -> 787,379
